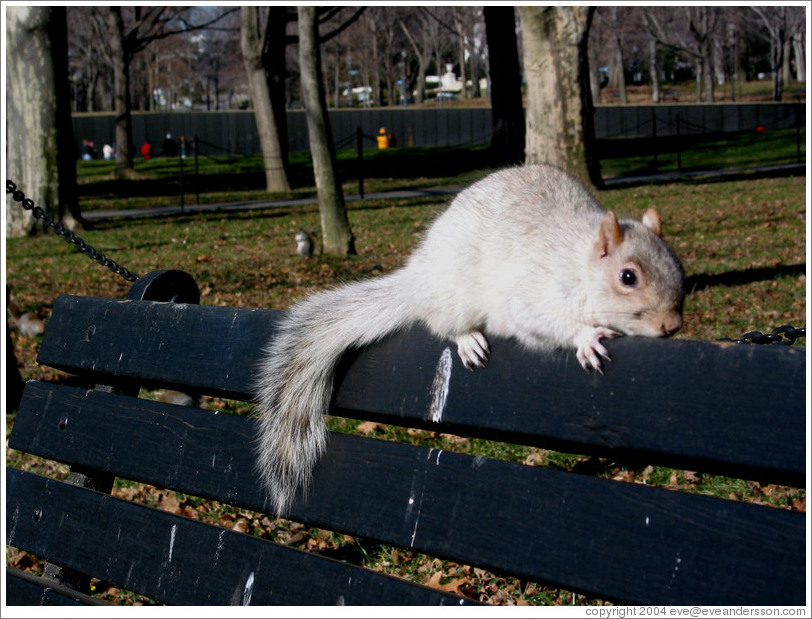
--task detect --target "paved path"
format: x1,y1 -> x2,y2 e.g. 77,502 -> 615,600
82,162 -> 805,222
83,187 -> 460,221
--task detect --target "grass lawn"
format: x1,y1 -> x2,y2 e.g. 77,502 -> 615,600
5,156 -> 807,604
599,127 -> 805,178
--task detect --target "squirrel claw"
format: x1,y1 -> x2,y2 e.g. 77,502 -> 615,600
575,327 -> 621,374
456,330 -> 490,370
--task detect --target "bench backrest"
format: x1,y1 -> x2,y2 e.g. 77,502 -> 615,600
7,270 -> 807,605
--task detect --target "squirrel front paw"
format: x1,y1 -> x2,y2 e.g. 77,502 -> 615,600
574,326 -> 621,374
455,330 -> 490,370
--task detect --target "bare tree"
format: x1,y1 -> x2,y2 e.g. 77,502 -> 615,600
67,8 -> 112,111
448,7 -> 486,100
373,10 -> 408,106
686,7 -> 721,102
191,11 -> 242,111
359,10 -> 385,107
790,22 -> 805,82
645,7 -> 721,102
587,8 -> 610,104
399,9 -> 437,104
751,6 -> 805,101
607,7 -> 628,103
6,6 -> 84,236
106,7 -> 136,177
100,6 -> 236,178
451,8 -> 469,99
518,6 -> 600,187
298,6 -> 355,255
241,6 -> 292,192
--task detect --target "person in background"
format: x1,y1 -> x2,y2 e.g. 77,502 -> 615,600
161,133 -> 178,157
140,139 -> 152,159
81,139 -> 93,160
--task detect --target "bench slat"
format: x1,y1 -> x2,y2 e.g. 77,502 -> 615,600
37,295 -> 806,485
38,296 -> 272,399
5,569 -> 104,606
6,469 -> 472,606
11,382 -> 805,605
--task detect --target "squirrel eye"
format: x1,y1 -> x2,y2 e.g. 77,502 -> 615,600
620,268 -> 638,287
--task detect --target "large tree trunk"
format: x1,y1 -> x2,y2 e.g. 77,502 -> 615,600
107,7 -> 136,179
771,34 -> 785,101
792,34 -> 805,82
367,13 -> 383,107
240,6 -> 291,193
483,7 -> 524,166
608,7 -> 627,104
517,6 -> 600,187
782,35 -> 793,87
399,16 -> 433,105
6,6 -> 81,236
452,8 -> 468,100
649,36 -> 661,103
702,36 -> 715,102
298,6 -> 355,255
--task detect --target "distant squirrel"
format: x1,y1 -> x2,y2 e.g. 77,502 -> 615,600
6,287 -> 45,338
295,228 -> 318,256
255,164 -> 684,515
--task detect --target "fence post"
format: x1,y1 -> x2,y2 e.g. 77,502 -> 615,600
676,114 -> 682,173
357,127 -> 364,200
651,108 -> 658,168
178,136 -> 185,213
795,105 -> 802,164
194,135 -> 200,204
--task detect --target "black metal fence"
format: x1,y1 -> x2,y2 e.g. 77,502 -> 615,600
72,103 -> 805,159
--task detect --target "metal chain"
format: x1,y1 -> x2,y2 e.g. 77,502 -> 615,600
6,179 -> 139,282
719,325 -> 806,345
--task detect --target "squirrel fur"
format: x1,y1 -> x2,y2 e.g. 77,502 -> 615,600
295,228 -> 318,256
255,164 -> 684,515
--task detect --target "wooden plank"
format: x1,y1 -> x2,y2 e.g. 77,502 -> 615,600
5,569 -> 105,606
6,469 -> 473,606
334,324 -> 807,486
37,296 -> 806,484
11,382 -> 806,605
37,295 -> 272,399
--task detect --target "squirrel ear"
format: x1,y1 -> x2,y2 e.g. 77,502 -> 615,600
598,211 -> 624,257
642,208 -> 662,237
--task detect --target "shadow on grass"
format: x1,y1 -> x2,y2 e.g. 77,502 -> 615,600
685,263 -> 806,293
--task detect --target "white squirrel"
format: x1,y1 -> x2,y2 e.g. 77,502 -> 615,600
255,164 -> 684,515
6,289 -> 45,338
295,228 -> 318,256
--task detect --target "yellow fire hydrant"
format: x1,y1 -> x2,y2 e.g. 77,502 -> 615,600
376,127 -> 391,149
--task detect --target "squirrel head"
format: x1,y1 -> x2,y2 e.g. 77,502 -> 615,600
590,208 -> 684,338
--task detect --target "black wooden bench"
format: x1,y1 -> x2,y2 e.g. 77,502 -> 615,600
6,270 -> 806,606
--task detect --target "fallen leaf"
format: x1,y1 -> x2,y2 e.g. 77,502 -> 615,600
357,421 -> 386,436
683,470 -> 702,483
611,470 -> 636,483
524,449 -> 547,466
439,433 -> 469,446
426,571 -> 467,594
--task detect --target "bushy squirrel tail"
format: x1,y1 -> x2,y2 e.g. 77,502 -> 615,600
254,273 -> 414,515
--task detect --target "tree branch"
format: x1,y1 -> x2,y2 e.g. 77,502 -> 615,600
319,7 -> 366,43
